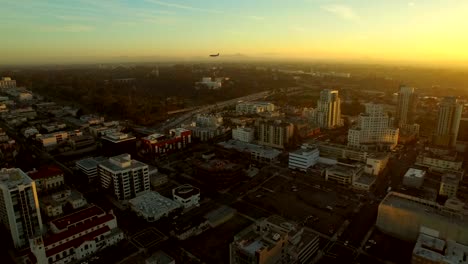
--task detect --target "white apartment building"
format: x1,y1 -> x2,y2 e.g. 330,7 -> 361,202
232,127 -> 255,143
98,154 -> 150,200
348,103 -> 399,150
0,168 -> 43,248
289,145 -> 319,171
236,101 -> 275,114
172,184 -> 200,209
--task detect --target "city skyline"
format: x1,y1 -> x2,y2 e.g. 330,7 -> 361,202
2,0 -> 468,66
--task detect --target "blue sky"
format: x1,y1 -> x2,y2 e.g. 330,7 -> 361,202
1,0 -> 468,65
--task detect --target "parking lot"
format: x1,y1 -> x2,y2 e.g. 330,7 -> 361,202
241,174 -> 358,236
131,227 -> 167,249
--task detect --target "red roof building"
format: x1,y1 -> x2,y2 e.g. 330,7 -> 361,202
27,166 -> 64,192
29,204 -> 124,264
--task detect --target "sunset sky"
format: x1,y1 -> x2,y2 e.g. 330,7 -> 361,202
2,0 -> 468,65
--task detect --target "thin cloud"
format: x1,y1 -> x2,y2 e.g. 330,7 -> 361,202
249,15 -> 265,20
408,2 -> 415,7
291,26 -> 307,33
145,0 -> 222,14
38,24 -> 94,32
321,4 -> 360,21
56,15 -> 97,21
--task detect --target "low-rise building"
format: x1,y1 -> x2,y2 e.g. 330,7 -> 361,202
288,145 -> 319,171
27,166 -> 65,193
75,156 -> 107,182
101,131 -> 136,155
229,215 -> 320,264
36,130 -> 83,148
325,160 -> 364,185
141,128 -> 192,156
23,127 -> 40,138
376,192 -> 468,244
365,153 -> 389,175
151,173 -> 168,188
30,205 -> 124,264
129,192 -> 181,222
0,77 -> 16,89
402,168 -> 426,189
411,233 -> 468,264
316,142 -> 369,162
41,122 -> 67,133
232,127 -> 255,143
193,158 -> 244,189
416,150 -> 464,175
172,184 -> 200,209
40,189 -> 87,218
218,139 -> 282,163
439,173 -> 460,198
236,101 -> 275,114
352,173 -> 376,192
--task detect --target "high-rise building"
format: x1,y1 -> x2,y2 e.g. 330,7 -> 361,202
395,86 -> 416,127
98,154 -> 150,200
254,119 -> 294,149
314,89 -> 343,129
348,103 -> 399,150
0,168 -> 43,248
432,97 -> 463,148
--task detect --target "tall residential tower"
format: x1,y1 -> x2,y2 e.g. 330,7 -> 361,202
315,89 -> 343,129
432,97 -> 463,148
395,86 -> 416,127
0,168 -> 43,248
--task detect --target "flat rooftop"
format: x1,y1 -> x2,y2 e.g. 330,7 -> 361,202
102,132 -> 136,143
0,168 -> 33,189
219,139 -> 281,159
381,192 -> 468,226
404,168 -> 426,179
413,233 -> 468,264
76,156 -> 107,170
290,146 -> 319,156
129,192 -> 181,219
354,173 -> 376,185
99,154 -> 148,172
173,184 -> 200,199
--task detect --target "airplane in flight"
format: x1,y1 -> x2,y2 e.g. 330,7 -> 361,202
210,53 -> 219,57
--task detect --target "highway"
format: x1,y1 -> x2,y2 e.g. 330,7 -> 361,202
155,86 -> 303,132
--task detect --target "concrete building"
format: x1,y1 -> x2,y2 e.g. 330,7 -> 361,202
0,77 -> 16,89
411,233 -> 468,264
365,153 -> 389,175
229,215 -> 320,264
439,173 -> 460,198
316,142 -> 368,162
325,160 -> 364,185
232,127 -> 255,143
348,103 -> 399,150
396,86 -> 417,127
193,159 -> 244,189
101,131 -> 136,156
30,205 -> 124,264
288,145 -> 319,171
415,150 -> 464,174
36,130 -> 83,148
75,156 -> 107,182
0,168 -> 43,248
313,89 -> 344,129
236,101 -> 275,114
196,114 -> 223,127
27,166 -> 65,193
352,173 -> 377,192
376,192 -> 468,244
457,118 -> 468,142
40,189 -> 87,218
255,119 -> 294,149
432,97 -> 464,148
172,184 -> 200,209
98,154 -> 150,200
141,128 -> 192,156
402,168 -> 426,189
218,139 -> 282,163
129,191 -> 181,222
